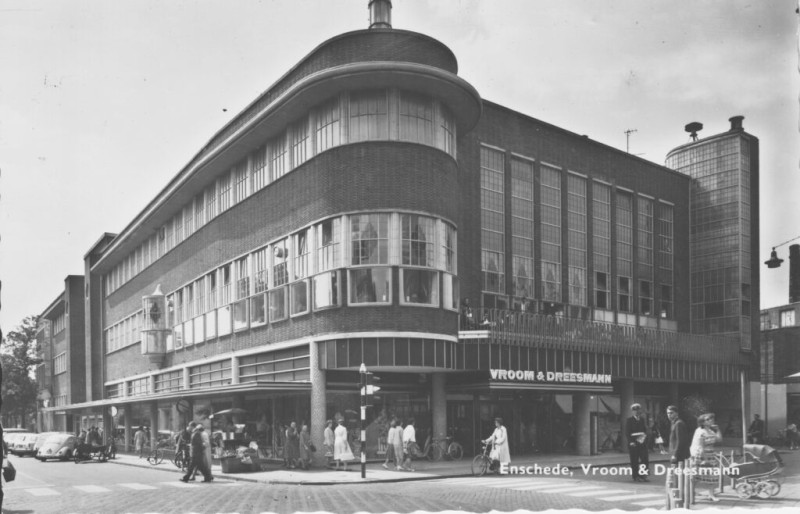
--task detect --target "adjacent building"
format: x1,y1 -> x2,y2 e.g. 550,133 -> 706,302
36,2 -> 757,459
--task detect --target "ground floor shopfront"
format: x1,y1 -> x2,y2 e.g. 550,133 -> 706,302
42,338 -> 749,461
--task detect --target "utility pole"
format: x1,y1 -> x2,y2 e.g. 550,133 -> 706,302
358,363 -> 380,478
624,129 -> 638,153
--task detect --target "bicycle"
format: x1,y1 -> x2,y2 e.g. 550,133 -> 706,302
429,435 -> 464,461
471,441 -> 495,476
173,444 -> 190,470
147,440 -> 170,465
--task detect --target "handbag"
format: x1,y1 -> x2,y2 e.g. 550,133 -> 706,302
3,461 -> 16,482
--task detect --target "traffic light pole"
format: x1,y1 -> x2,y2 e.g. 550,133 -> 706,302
359,363 -> 367,478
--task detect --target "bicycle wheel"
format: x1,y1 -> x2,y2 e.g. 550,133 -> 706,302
148,448 -> 164,465
471,455 -> 490,476
448,442 -> 464,460
431,444 -> 444,461
172,452 -> 185,470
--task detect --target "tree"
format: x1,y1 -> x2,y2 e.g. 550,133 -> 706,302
1,315 -> 41,428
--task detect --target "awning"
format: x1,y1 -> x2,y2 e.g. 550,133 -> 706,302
40,381 -> 311,413
449,381 -> 613,394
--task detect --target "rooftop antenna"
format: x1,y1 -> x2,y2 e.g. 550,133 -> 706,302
624,129 -> 637,153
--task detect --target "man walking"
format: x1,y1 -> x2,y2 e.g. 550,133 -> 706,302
401,418 -> 417,472
747,414 -> 764,444
182,424 -> 213,482
625,403 -> 650,482
134,426 -> 147,458
667,405 -> 690,466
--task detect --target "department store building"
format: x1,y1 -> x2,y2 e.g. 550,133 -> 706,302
38,1 -> 757,458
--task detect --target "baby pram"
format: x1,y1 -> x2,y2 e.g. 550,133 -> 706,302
729,444 -> 784,499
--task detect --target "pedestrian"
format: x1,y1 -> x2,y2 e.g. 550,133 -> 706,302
176,422 -> 195,468
134,426 -> 147,458
382,418 -> 398,470
323,419 -> 335,465
401,418 -> 417,471
483,417 -> 510,472
1,422 -> 7,511
747,414 -> 764,444
690,412 -> 722,502
298,424 -> 312,470
786,422 -> 799,450
625,403 -> 650,482
182,424 -> 213,482
666,406 -> 690,467
285,421 -> 299,469
200,423 -> 213,478
333,419 -> 354,471
460,298 -> 474,329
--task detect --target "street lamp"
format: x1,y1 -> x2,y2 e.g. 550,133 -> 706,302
764,235 -> 800,268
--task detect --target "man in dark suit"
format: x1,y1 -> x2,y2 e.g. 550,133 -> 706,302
667,405 -> 690,466
625,403 -> 650,482
747,414 -> 764,444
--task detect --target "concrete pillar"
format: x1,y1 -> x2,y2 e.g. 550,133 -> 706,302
309,341 -> 327,466
573,393 -> 591,456
619,379 -> 635,447
124,404 -> 132,452
431,373 -> 447,442
171,403 -> 181,433
231,355 -> 240,385
149,402 -> 159,451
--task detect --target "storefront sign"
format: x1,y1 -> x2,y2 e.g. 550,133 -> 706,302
490,368 -> 612,384
176,398 -> 191,414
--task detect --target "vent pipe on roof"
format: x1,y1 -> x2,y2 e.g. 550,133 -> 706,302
790,244 -> 800,303
729,115 -> 744,131
369,0 -> 392,29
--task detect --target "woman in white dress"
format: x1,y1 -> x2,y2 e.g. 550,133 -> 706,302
333,419 -> 355,471
690,412 -> 722,502
483,417 -> 510,472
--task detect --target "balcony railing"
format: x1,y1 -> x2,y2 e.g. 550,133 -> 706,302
459,308 -> 746,364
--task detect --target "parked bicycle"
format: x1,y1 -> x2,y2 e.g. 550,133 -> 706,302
429,434 -> 464,461
147,440 -> 171,465
471,441 -> 496,476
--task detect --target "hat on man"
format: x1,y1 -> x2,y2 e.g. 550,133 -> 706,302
631,403 -> 642,411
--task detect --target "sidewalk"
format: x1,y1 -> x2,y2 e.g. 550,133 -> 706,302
111,448 -> 676,485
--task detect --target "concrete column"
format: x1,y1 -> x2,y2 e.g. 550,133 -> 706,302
149,402 -> 159,451
124,404 -> 132,452
231,355 -> 240,385
573,393 -> 591,456
431,373 -> 447,442
309,341 -> 327,466
619,379 -> 635,447
171,402 -> 181,433
183,367 -> 191,390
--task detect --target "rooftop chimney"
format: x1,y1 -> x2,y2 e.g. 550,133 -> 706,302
790,244 -> 800,303
729,115 -> 744,131
369,0 -> 392,29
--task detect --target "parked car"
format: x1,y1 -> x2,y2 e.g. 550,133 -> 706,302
36,433 -> 78,461
4,431 -> 33,454
10,433 -> 39,456
33,432 -> 61,455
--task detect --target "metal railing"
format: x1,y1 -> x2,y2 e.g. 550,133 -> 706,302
459,308 -> 744,363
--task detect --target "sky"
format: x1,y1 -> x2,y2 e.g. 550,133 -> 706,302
0,0 -> 797,332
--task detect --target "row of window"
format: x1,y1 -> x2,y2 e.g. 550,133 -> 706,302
52,312 -> 65,335
480,145 -> 675,319
105,212 -> 459,354
104,89 -> 457,297
54,352 -> 67,375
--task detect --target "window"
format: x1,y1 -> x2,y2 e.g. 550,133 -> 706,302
313,271 -> 339,309
218,173 -> 232,212
252,145 -> 267,192
268,134 -> 288,182
661,285 -> 673,319
639,280 -> 653,316
593,182 -> 611,309
398,91 -> 434,144
253,247 -> 269,294
315,97 -> 341,154
294,229 -> 310,280
780,309 -> 795,327
481,146 -> 505,294
220,264 -> 232,305
401,214 -> 435,267
438,105 -> 456,156
184,203 -> 194,239
233,299 -> 248,331
205,182 -> 217,221
273,239 -> 289,287
351,214 -> 389,265
194,193 -> 205,230
400,269 -> 439,306
174,211 -> 184,245
637,197 -> 654,315
511,158 -> 534,300
349,267 -> 391,304
442,222 -> 456,273
250,293 -> 267,327
595,272 -> 609,309
616,192 -> 633,312
235,256 -> 250,300
270,287 -> 288,321
234,160 -> 249,204
541,165 -> 562,302
349,90 -> 388,142
567,174 -> 587,306
290,118 -> 310,168
54,352 -> 67,375
618,277 -> 632,313
291,280 -> 310,316
318,218 -> 341,272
